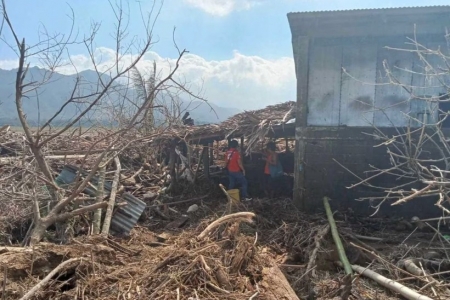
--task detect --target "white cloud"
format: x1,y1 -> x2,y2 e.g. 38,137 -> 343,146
0,59 -> 19,70
0,48 -> 296,110
183,0 -> 262,16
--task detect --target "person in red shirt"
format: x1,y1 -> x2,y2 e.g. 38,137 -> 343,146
224,140 -> 251,201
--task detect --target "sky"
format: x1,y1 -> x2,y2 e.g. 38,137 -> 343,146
1,0 -> 450,110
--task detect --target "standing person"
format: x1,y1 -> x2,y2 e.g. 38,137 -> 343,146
224,140 -> 251,201
264,141 -> 283,198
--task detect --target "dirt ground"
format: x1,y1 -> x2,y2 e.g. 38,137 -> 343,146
1,196 -> 448,300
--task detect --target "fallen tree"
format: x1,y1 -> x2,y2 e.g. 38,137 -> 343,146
0,0 -> 206,245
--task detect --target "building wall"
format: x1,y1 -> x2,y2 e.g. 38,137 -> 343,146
289,8 -> 450,216
298,127 -> 444,218
307,34 -> 445,127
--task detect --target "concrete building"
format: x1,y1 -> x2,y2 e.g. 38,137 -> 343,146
287,6 -> 450,217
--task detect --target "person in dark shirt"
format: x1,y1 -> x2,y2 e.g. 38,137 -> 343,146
224,140 -> 251,201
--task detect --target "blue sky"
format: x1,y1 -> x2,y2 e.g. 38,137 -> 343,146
1,0 -> 450,109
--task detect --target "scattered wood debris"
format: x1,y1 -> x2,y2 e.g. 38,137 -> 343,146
1,124 -> 450,299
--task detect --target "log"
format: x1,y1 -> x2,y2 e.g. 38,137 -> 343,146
400,259 -> 449,296
351,264 -> 432,300
93,163 -> 106,234
259,262 -> 300,300
101,155 -> 121,236
0,247 -> 32,254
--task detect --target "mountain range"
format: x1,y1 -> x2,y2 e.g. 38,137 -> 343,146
0,67 -> 240,127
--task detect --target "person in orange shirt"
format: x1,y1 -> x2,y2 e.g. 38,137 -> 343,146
264,141 -> 279,198
224,140 -> 251,201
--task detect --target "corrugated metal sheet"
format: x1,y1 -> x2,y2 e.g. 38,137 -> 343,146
373,40 -> 414,127
290,5 -> 450,128
55,165 -> 113,195
408,39 -> 443,127
288,6 -> 450,15
55,165 -> 146,235
55,165 -> 78,186
411,39 -> 448,99
304,36 -> 448,127
340,40 -> 377,126
409,98 -> 438,127
307,43 -> 342,126
109,193 -> 146,236
288,6 -> 450,40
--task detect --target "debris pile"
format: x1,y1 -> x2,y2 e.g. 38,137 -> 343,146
0,126 -> 192,243
0,195 -> 449,299
1,120 -> 450,299
0,209 -> 300,300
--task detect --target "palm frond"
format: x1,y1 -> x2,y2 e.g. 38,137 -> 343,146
131,66 -> 148,103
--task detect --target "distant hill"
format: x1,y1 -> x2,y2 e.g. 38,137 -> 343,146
0,67 -> 240,127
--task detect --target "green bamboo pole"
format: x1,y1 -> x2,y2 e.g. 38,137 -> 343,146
323,197 -> 353,275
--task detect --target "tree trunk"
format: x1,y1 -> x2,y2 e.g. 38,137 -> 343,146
29,201 -> 109,245
93,164 -> 106,234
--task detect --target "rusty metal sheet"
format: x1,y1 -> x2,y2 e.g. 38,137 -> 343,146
307,43 -> 342,126
340,40 -> 377,126
373,40 -> 414,127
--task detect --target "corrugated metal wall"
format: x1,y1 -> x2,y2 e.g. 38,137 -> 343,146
307,42 -> 342,125
307,36 -> 446,127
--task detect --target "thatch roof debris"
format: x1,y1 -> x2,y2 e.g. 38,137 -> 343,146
221,101 -> 296,137
164,101 -> 297,151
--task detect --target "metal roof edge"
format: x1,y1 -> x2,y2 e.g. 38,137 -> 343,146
287,6 -> 450,15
